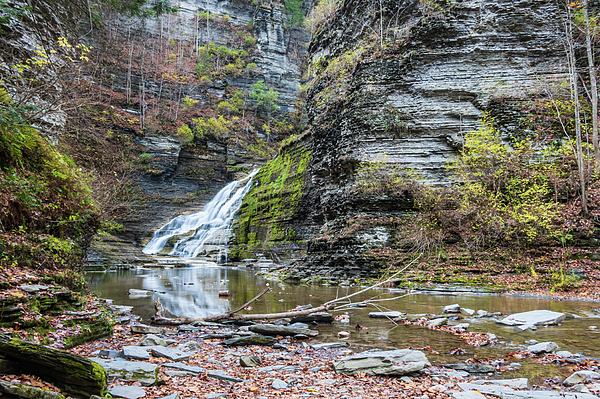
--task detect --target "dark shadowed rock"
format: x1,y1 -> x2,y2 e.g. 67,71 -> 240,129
248,324 -> 318,337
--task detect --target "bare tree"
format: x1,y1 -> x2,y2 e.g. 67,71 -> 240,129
583,0 -> 599,173
567,4 -> 589,216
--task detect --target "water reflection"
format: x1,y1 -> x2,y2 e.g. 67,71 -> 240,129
86,263 -> 600,362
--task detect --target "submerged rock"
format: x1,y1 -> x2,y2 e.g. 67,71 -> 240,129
497,310 -> 566,331
333,349 -> 430,376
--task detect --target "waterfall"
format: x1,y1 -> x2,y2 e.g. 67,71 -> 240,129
142,169 -> 259,263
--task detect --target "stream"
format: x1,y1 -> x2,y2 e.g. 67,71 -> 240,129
86,260 -> 600,385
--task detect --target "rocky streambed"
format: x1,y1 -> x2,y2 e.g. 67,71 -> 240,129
0,291 -> 599,399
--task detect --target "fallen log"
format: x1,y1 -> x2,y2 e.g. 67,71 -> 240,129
151,255 -> 421,325
0,335 -> 107,399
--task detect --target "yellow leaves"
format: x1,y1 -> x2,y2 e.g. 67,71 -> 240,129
8,290 -> 24,298
58,37 -> 72,48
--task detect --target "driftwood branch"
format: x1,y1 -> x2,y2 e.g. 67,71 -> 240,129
202,287 -> 272,322
151,255 -> 422,325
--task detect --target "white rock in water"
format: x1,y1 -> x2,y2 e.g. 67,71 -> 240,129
462,308 -> 475,316
497,310 -> 566,331
563,370 -> 600,386
443,304 -> 461,313
527,342 -> 558,354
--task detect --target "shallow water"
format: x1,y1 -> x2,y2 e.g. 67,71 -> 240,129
86,261 -> 600,384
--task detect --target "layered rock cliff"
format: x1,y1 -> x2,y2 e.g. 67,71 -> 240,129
234,0 -> 572,281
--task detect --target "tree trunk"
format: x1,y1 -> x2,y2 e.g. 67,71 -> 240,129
0,335 -> 107,399
568,8 -> 589,216
584,0 -> 600,173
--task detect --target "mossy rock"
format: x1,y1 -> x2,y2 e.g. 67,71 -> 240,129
0,335 -> 107,398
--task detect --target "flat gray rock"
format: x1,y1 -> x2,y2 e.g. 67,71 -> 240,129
527,342 -> 558,354
150,346 -> 193,361
310,342 -> 349,350
138,334 -> 166,347
98,349 -> 123,358
206,370 -> 248,383
451,323 -> 470,330
462,308 -> 475,316
458,382 -> 515,396
248,324 -> 318,337
176,341 -> 202,352
89,358 -> 158,386
162,362 -> 206,374
130,324 -> 175,335
502,391 -> 599,398
497,310 -> 566,331
473,378 -> 528,389
450,392 -> 487,399
333,349 -> 430,376
287,322 -> 309,329
272,379 -> 288,389
563,371 -> 600,386
108,385 -> 146,399
122,346 -> 150,360
368,311 -> 403,319
19,284 -> 49,293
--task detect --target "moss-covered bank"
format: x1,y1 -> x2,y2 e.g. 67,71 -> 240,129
231,137 -> 313,258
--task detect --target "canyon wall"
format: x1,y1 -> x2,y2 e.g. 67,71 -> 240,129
234,0 -> 572,281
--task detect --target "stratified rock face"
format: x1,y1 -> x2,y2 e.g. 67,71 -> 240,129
276,0 -> 569,278
132,0 -> 304,113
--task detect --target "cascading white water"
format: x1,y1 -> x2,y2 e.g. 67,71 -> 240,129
142,169 -> 259,263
